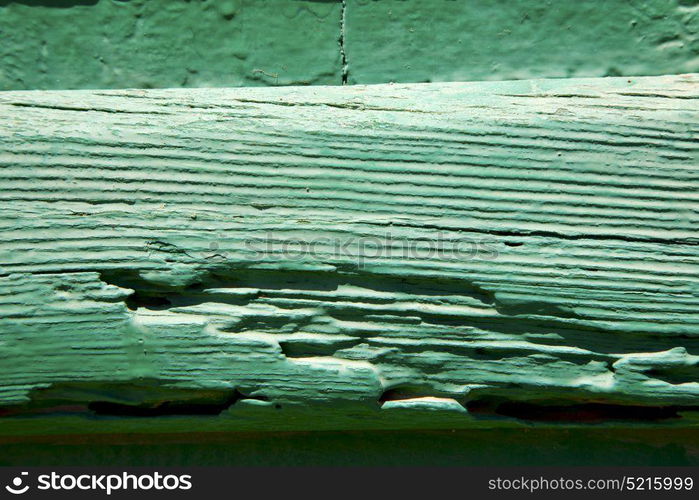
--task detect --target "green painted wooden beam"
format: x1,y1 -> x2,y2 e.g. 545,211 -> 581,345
0,74 -> 698,437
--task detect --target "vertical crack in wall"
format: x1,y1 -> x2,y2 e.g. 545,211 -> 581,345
339,0 -> 349,84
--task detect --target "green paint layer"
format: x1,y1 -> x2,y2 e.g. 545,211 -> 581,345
344,0 -> 699,84
0,75 -> 698,436
0,0 -> 343,90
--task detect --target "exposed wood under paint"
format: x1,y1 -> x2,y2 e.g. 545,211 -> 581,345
0,74 -> 698,435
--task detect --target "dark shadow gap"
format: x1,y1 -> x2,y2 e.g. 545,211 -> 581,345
465,398 -> 699,423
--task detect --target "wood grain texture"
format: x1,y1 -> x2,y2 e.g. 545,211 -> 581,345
0,74 -> 698,435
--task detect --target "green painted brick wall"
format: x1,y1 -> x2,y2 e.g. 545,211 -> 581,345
0,0 -> 343,89
1,0 -> 698,90
344,0 -> 699,84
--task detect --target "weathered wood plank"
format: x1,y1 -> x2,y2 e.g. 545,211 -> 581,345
0,74 -> 698,435
344,0 -> 699,84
